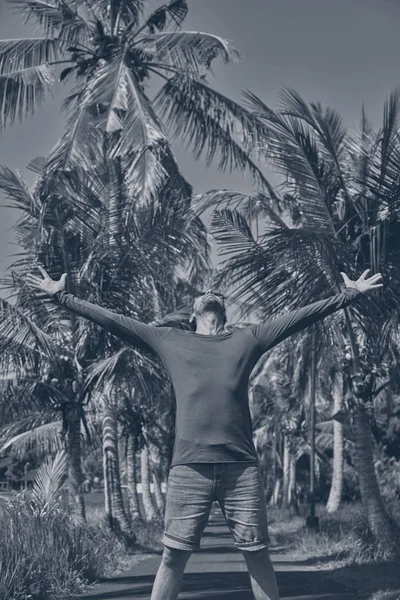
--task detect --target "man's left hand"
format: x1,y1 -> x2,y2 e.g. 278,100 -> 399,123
340,269 -> 383,293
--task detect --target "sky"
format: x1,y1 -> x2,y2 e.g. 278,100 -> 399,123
1,0 -> 400,297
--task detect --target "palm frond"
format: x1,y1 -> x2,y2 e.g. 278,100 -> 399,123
0,297 -> 57,360
211,208 -> 256,255
30,449 -> 67,514
109,0 -> 144,32
26,156 -> 46,174
45,80 -> 104,172
134,30 -> 239,71
0,421 -> 63,456
193,189 -> 288,230
107,65 -> 168,199
243,90 -> 340,234
0,38 -> 59,75
211,208 -> 353,317
0,63 -> 56,131
143,0 -> 188,32
0,166 -> 38,213
155,75 -> 270,189
83,346 -> 161,397
9,0 -> 91,42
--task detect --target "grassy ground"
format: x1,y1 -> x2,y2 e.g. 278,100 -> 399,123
84,489 -> 164,556
0,489 -> 164,600
3,489 -> 400,600
268,503 -> 400,600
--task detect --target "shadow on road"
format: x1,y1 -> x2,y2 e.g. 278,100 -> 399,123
72,511 -> 400,600
83,568 -> 355,600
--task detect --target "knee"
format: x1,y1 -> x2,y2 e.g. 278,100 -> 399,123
243,546 -> 270,563
162,545 -> 191,568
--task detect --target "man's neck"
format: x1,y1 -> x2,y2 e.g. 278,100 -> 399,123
195,313 -> 225,335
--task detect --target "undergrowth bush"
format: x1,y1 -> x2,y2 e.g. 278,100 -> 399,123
268,502 -> 400,565
0,495 -> 125,600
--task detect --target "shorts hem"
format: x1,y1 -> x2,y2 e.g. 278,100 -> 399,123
161,531 -> 199,551
234,538 -> 270,551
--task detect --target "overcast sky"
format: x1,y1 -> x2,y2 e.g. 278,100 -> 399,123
1,0 -> 400,296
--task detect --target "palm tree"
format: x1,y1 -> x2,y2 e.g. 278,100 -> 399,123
200,89 -> 400,556
326,369 -> 345,513
250,332 -> 332,512
0,279 -> 89,518
100,381 -> 135,541
0,0 -> 269,201
0,147 -> 210,523
126,433 -> 142,521
140,445 -> 158,521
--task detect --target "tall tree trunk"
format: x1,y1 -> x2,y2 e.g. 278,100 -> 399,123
269,478 -> 281,506
307,329 -> 318,528
288,452 -> 299,515
102,407 -> 136,542
148,441 -> 166,513
344,309 -> 399,555
152,470 -> 165,513
126,435 -> 142,522
326,374 -> 344,513
66,400 -> 86,520
352,406 -> 398,555
140,446 -> 158,521
281,434 -> 290,509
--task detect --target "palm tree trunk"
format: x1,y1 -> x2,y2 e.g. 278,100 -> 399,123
126,435 -> 142,522
152,469 -> 165,513
352,405 -> 398,555
102,407 -> 136,542
288,452 -> 299,515
326,375 -> 344,513
148,441 -> 166,513
66,400 -> 86,520
270,478 -> 281,506
140,446 -> 158,521
344,309 -> 399,555
282,434 -> 290,509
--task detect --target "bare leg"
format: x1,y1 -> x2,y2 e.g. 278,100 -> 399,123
243,548 -> 280,600
150,546 -> 191,600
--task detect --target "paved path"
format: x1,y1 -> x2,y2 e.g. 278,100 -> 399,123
73,507 -> 354,600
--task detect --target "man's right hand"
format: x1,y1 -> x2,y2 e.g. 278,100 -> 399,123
26,266 -> 67,297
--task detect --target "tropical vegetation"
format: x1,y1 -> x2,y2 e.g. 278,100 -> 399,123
1,0 -> 400,599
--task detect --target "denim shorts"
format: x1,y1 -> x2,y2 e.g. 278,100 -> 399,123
161,462 -> 269,552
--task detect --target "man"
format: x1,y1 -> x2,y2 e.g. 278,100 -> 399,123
26,266 -> 382,600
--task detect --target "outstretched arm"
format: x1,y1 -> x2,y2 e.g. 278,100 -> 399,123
26,267 -> 170,353
249,270 -> 382,353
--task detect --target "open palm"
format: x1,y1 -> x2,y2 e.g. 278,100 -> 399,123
26,267 -> 67,297
340,269 -> 383,293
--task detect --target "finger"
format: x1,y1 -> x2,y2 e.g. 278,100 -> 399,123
26,274 -> 42,284
25,281 -> 41,290
37,265 -> 49,278
369,284 -> 383,289
368,273 -> 382,281
360,269 -> 370,280
340,272 -> 350,281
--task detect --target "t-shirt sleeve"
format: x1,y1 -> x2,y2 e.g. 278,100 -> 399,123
249,288 -> 362,353
52,291 -> 170,353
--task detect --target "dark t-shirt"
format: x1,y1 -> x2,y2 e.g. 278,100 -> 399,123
53,288 -> 361,466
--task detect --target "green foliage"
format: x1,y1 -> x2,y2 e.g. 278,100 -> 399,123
0,495 -> 125,600
269,501 -> 400,565
376,456 -> 400,503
